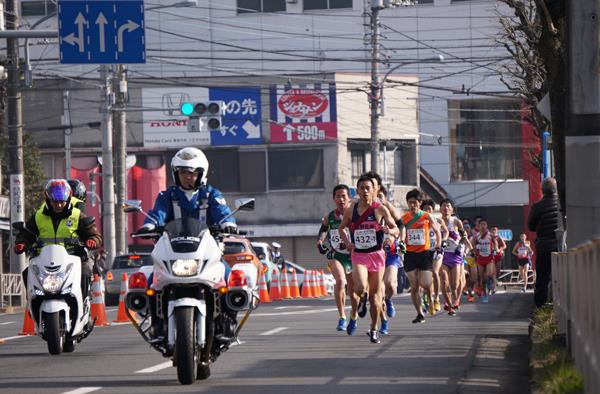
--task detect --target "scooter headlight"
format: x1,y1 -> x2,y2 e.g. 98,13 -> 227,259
171,259 -> 199,277
42,275 -> 64,294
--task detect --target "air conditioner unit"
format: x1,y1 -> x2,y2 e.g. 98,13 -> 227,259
286,0 -> 297,3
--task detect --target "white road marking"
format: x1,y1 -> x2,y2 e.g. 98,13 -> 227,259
135,361 -> 172,374
61,388 -> 102,394
260,327 -> 288,336
1,335 -> 30,341
273,306 -> 309,310
0,321 -> 15,325
105,308 -> 117,312
253,308 -> 338,317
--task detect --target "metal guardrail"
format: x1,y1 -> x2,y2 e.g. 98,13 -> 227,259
0,274 -> 25,308
496,269 -> 535,289
552,240 -> 600,394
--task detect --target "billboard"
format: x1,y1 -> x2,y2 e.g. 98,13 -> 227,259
269,83 -> 338,144
142,87 -> 262,148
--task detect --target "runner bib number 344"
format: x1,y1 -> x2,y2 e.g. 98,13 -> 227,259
407,228 -> 426,246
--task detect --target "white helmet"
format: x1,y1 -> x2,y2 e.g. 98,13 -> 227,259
171,147 -> 209,189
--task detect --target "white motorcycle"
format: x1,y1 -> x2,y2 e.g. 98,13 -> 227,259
123,198 -> 259,385
12,221 -> 95,355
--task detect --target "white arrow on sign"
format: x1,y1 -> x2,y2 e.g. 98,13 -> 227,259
62,12 -> 87,52
242,120 -> 260,139
95,12 -> 108,53
117,20 -> 140,52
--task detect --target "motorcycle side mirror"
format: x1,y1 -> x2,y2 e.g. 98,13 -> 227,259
123,199 -> 143,213
235,198 -> 255,211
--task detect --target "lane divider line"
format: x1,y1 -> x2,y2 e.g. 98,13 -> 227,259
0,321 -> 15,325
135,361 -> 172,374
61,387 -> 102,394
0,335 -> 29,341
260,327 -> 288,336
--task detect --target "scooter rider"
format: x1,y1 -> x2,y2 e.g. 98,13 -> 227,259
14,179 -> 102,300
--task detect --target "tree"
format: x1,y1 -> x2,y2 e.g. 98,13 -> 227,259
497,0 -> 567,208
0,132 -> 46,218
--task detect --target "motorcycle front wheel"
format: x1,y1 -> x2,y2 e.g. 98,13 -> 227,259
45,312 -> 64,355
175,306 -> 196,385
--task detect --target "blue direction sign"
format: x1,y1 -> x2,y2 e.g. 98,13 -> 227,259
498,229 -> 513,242
209,87 -> 262,145
58,0 -> 145,64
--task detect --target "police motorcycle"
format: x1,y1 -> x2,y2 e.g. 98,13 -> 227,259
12,221 -> 95,355
122,198 -> 259,385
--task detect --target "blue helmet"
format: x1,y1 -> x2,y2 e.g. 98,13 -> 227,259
45,179 -> 72,202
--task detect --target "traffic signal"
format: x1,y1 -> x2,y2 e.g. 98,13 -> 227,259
180,101 -> 224,132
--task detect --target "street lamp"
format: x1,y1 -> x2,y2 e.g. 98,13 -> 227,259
370,54 -> 444,173
380,54 -> 444,117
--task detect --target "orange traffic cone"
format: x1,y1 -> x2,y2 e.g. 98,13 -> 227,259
311,270 -> 322,297
279,267 -> 291,299
18,309 -> 35,336
289,268 -> 301,298
258,270 -> 271,303
319,269 -> 328,296
269,267 -> 281,301
91,274 -> 110,326
301,270 -> 314,298
113,273 -> 130,323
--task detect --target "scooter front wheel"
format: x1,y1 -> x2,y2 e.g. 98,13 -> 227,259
44,312 -> 64,355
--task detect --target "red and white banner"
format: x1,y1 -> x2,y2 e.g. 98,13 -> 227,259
269,83 -> 338,143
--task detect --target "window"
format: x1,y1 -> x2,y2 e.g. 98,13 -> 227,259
21,0 -> 56,16
350,149 -> 365,184
223,241 -> 247,255
268,149 -> 323,190
238,0 -> 286,14
449,99 -> 522,181
417,0 -> 434,3
304,0 -> 353,11
394,142 -> 417,185
204,149 -> 267,193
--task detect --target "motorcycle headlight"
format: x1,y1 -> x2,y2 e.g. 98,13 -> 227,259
42,274 -> 64,294
171,259 -> 199,277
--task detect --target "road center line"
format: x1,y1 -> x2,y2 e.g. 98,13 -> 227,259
135,361 -> 172,374
61,387 -> 102,394
260,327 -> 288,336
0,321 -> 15,325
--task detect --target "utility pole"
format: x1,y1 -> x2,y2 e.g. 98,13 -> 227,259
6,0 -> 26,274
113,65 -> 128,255
565,1 -> 600,246
369,2 -> 382,174
62,91 -> 72,177
100,65 -> 116,266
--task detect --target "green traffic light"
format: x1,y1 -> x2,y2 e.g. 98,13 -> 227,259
181,102 -> 195,116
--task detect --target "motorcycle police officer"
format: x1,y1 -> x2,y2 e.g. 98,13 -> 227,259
14,179 -> 102,299
139,147 -> 237,233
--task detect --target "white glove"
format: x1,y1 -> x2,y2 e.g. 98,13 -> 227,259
138,223 -> 156,233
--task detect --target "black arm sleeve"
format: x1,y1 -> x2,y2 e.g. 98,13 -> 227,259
318,223 -> 328,238
395,219 -> 404,229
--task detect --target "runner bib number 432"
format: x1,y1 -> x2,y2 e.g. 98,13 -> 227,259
354,228 -> 377,249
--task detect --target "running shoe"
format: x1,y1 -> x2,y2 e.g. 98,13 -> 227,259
336,317 -> 347,332
521,288 -> 526,293
487,278 -> 495,294
346,318 -> 358,335
467,294 -> 475,303
369,329 -> 381,344
385,298 -> 396,318
453,303 -> 461,311
357,293 -> 368,318
379,319 -> 389,335
428,301 -> 436,316
443,302 -> 450,311
434,298 -> 441,312
482,295 -> 489,304
412,314 -> 426,324
448,308 -> 456,316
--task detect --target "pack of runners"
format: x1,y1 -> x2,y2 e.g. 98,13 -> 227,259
317,171 -> 513,344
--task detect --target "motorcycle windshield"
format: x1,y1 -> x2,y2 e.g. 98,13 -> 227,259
164,218 -> 206,253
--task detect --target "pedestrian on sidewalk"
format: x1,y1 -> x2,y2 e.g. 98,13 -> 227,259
528,177 -> 561,308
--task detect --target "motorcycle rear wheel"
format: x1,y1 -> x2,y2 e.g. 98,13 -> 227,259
175,306 -> 196,385
45,312 -> 64,355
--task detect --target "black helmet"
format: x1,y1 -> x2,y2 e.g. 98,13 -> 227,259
67,179 -> 87,202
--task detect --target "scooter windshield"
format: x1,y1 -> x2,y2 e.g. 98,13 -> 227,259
164,218 -> 205,253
